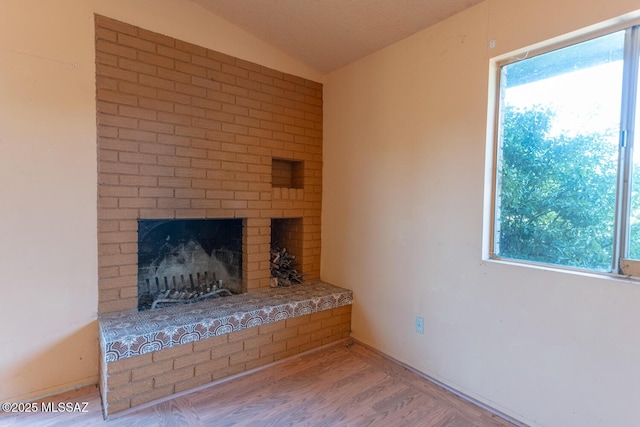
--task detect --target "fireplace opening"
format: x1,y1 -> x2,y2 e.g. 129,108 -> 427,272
137,218 -> 242,311
270,218 -> 304,287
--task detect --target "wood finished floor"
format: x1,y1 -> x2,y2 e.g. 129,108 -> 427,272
0,341 -> 516,426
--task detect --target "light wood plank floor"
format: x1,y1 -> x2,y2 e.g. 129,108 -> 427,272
0,340 -> 517,426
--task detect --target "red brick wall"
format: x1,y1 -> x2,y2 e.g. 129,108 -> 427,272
95,15 -> 322,314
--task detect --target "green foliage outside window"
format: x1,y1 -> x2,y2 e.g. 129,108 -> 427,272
493,25 -> 640,274
496,106 -> 618,271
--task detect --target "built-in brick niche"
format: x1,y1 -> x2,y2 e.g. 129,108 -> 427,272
137,218 -> 242,310
272,158 -> 304,189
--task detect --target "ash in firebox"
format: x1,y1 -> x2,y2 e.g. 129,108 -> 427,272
140,240 -> 242,296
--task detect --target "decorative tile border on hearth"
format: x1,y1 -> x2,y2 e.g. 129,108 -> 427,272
99,281 -> 352,362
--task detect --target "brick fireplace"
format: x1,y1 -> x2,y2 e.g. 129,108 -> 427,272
95,15 -> 352,417
96,15 -> 323,315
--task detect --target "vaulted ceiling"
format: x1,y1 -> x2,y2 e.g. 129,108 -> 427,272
191,0 -> 484,74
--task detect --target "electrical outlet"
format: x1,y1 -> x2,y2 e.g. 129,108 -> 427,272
415,316 -> 424,335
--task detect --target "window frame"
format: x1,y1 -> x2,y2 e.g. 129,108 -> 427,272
487,18 -> 640,278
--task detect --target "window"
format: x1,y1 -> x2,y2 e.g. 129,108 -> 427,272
491,23 -> 640,275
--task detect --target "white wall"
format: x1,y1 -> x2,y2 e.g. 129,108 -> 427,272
322,1 -> 640,426
0,0 -> 320,403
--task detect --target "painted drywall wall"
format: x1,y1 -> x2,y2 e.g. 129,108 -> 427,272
0,0 -> 99,403
0,0 -> 320,403
322,1 -> 640,426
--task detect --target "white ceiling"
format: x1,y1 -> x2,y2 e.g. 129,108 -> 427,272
191,0 -> 484,74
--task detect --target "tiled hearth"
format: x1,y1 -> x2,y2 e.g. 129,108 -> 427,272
99,282 -> 352,417
100,282 -> 352,361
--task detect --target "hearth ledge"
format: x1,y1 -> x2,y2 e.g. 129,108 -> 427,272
98,281 -> 353,362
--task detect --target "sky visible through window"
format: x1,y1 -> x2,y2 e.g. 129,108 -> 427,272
503,61 -> 622,141
502,30 -> 625,141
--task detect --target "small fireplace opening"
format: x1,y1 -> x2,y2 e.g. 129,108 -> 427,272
137,218 -> 242,311
270,218 -> 304,287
